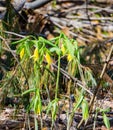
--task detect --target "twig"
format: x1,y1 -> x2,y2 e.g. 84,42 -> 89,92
0,35 -> 29,88
2,30 -> 26,38
51,63 -> 93,96
24,0 -> 52,9
85,0 -> 93,28
49,17 -> 89,42
66,16 -> 113,21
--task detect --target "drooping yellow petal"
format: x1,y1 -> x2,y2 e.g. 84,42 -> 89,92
33,48 -> 39,62
45,52 -> 52,65
36,105 -> 41,114
61,45 -> 66,55
20,48 -> 25,59
67,53 -> 73,62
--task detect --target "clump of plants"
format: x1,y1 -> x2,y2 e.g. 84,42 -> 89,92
0,33 -> 111,129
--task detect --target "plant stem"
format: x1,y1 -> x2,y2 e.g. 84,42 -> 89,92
55,55 -> 60,99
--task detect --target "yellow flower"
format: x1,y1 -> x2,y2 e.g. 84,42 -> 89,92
33,48 -> 39,62
20,48 -> 25,59
36,105 -> 41,115
45,52 -> 52,65
67,53 -> 73,62
61,45 -> 66,55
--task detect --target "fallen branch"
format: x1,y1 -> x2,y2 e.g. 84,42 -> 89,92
24,0 -> 52,9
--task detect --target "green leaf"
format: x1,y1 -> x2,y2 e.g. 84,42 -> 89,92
65,38 -> 75,57
11,36 -> 30,44
84,68 -> 97,87
103,113 -> 110,129
34,89 -> 42,114
52,98 -> 58,120
100,108 -> 110,113
46,98 -> 58,121
82,99 -> 89,120
39,37 -> 56,47
50,47 -> 61,55
73,40 -> 80,61
73,94 -> 84,112
46,102 -> 52,115
24,42 -> 31,57
22,88 -> 36,96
